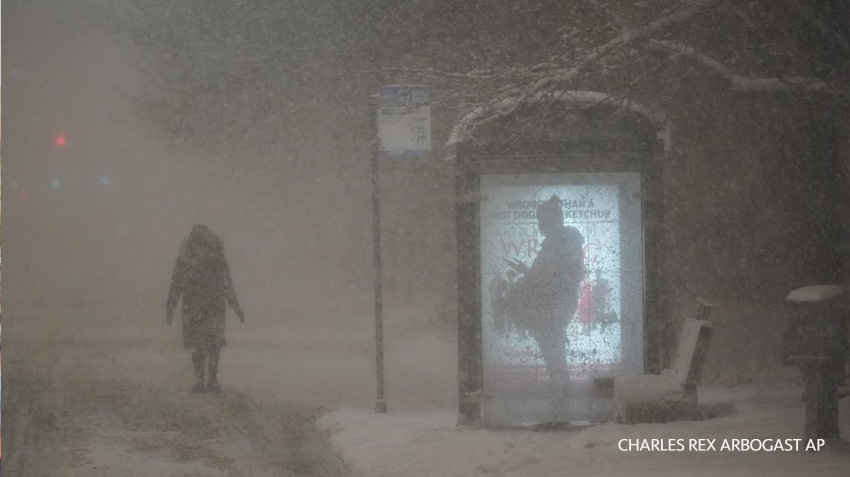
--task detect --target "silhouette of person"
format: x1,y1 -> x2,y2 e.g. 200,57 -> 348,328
167,225 -> 245,393
504,196 -> 584,415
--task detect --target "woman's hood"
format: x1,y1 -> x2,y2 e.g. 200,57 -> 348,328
179,225 -> 224,264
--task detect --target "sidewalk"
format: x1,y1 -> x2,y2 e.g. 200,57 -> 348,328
317,383 -> 850,477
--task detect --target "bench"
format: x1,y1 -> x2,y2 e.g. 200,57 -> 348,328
613,312 -> 714,424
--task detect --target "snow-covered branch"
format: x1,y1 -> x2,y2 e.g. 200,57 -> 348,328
649,40 -> 848,95
373,60 -> 564,84
447,1 -> 718,144
375,67 -> 506,81
386,1 -> 722,96
532,0 -> 720,94
447,90 -> 669,146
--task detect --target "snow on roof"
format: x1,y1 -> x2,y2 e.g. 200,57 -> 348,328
786,285 -> 845,302
446,90 -> 671,154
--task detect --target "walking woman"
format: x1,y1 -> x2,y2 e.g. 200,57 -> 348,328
167,225 -> 245,393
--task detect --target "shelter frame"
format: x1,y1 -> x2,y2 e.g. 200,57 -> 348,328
450,92 -> 671,425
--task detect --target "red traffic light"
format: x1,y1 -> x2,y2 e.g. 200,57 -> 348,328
56,135 -> 67,147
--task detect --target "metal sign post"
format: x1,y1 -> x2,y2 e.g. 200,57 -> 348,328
370,94 -> 387,414
371,85 -> 431,414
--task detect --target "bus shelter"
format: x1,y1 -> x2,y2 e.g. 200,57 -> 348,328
449,92 -> 670,427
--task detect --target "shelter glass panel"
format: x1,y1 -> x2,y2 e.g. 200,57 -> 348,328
479,172 -> 644,425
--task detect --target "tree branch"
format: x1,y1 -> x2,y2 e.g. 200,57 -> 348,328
448,1 -> 718,144
531,0 -> 721,94
649,40 -> 848,95
374,67 -> 505,81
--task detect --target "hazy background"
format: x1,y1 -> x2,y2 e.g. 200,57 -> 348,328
5,0 -> 848,409
4,0 -> 463,412
5,0 -> 389,324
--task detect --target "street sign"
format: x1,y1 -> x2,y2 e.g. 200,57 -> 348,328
377,85 -> 431,157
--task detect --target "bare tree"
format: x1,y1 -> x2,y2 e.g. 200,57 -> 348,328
120,0 -> 849,150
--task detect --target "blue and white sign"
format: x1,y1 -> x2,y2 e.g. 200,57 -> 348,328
377,85 -> 431,157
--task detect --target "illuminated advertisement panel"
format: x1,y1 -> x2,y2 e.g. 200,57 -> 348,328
480,172 -> 644,425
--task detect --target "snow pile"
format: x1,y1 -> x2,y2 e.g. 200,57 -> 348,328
318,384 -> 850,477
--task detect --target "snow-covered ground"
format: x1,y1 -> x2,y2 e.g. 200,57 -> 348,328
318,383 -> 850,476
6,307 -> 849,475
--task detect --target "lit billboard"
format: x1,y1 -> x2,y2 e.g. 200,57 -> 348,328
479,172 -> 644,424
